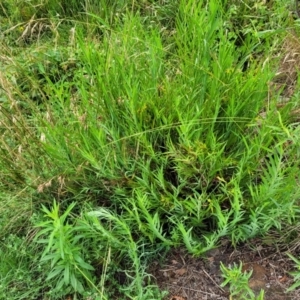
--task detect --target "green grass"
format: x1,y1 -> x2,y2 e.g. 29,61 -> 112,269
1,0 -> 300,299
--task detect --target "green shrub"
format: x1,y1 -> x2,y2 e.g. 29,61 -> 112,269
1,0 -> 300,298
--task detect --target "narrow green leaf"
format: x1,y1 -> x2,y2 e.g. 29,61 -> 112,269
63,264 -> 70,285
46,265 -> 64,281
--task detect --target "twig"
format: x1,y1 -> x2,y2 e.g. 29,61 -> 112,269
167,284 -> 223,297
199,268 -> 226,293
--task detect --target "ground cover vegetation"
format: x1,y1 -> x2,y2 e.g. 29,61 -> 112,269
1,0 -> 300,299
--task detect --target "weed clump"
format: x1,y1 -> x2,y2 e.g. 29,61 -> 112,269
1,0 -> 300,299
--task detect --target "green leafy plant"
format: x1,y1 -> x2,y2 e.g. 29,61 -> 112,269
1,0 -> 300,298
34,200 -> 95,295
220,262 -> 265,300
287,253 -> 300,291
82,207 -> 167,299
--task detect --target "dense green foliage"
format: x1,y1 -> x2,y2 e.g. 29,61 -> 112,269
1,0 -> 300,299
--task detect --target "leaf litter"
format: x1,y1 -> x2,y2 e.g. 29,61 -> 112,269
148,238 -> 300,300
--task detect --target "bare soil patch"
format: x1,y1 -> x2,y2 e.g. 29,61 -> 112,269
149,238 -> 300,300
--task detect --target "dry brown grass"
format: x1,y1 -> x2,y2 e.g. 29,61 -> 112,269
272,32 -> 300,99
